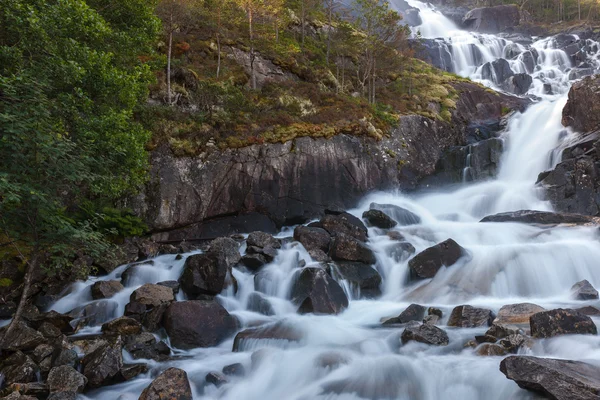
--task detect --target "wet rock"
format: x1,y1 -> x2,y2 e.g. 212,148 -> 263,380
162,300 -> 238,349
205,371 -> 228,387
290,267 -> 349,315
563,74 -> 600,133
480,210 -> 600,225
24,310 -> 73,334
500,355 -> 600,400
576,305 -> 600,316
101,316 -> 142,336
47,366 -> 86,393
410,38 -> 453,72
329,233 -> 376,264
502,73 -> 532,95
520,50 -> 537,73
139,367 -> 192,400
90,280 -> 124,300
329,262 -> 382,298
223,363 -> 245,376
247,292 -> 275,316
476,343 -> 507,356
463,5 -> 520,33
320,213 -> 368,242
293,226 -> 331,253
208,237 -> 241,268
123,332 -> 170,361
156,280 -> 180,295
119,363 -> 148,381
386,242 -> 416,263
38,322 -> 62,339
498,333 -> 530,353
69,300 -> 118,328
0,351 -> 39,385
408,239 -> 465,279
494,303 -> 545,325
81,337 -> 123,388
362,210 -> 397,229
401,323 -> 449,346
383,304 -> 426,325
571,279 -> 599,300
124,284 -> 174,331
32,343 -> 54,372
247,231 -> 281,249
1,321 -> 46,351
530,308 -> 597,338
423,315 -> 440,325
369,203 -> 420,226
179,253 -> 229,298
240,253 -> 269,271
481,58 -> 514,84
448,305 -> 494,328
52,344 -> 78,369
233,323 -> 303,352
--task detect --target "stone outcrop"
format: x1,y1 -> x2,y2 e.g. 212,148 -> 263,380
408,239 -> 466,279
480,210 -> 600,225
139,368 -> 193,400
462,5 -> 520,33
563,75 -> 600,133
290,268 -> 349,314
401,323 -> 449,346
448,305 -> 494,328
571,280 -> 599,300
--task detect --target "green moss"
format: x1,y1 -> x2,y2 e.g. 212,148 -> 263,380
385,149 -> 397,158
0,278 -> 14,287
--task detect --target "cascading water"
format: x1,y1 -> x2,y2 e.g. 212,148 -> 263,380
43,3 -> 600,400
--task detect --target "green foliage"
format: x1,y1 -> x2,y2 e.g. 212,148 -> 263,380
0,278 -> 13,287
0,0 -> 158,273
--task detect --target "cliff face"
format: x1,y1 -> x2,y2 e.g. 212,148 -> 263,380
134,82 -> 528,241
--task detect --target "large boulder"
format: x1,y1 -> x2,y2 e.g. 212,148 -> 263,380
448,305 -> 494,328
101,316 -> 142,336
47,366 -> 87,394
139,367 -> 192,400
329,233 -> 376,264
290,268 -> 349,314
383,304 -> 426,325
530,308 -> 597,338
571,280 -> 599,300
0,321 -> 46,351
463,5 -> 520,33
321,213 -> 368,242
247,231 -> 281,249
232,322 -> 303,351
408,239 -> 465,279
401,324 -> 449,346
480,210 -> 600,225
0,351 -> 40,385
362,210 -> 397,229
293,226 -> 331,253
329,262 -> 382,298
369,203 -> 420,226
207,237 -> 241,268
481,58 -> 514,84
81,338 -> 123,388
562,74 -> 600,133
502,73 -> 532,95
179,253 -> 229,298
91,280 -> 124,299
124,283 -> 174,331
494,303 -> 545,325
500,356 -> 600,400
124,332 -> 171,361
162,300 -> 238,349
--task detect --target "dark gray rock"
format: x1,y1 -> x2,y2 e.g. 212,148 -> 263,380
247,231 -> 281,249
329,233 -> 376,264
384,304 -> 426,325
362,209 -> 397,229
47,366 -> 87,393
205,371 -> 228,387
81,338 -> 123,388
329,262 -> 382,298
369,203 -> 420,226
463,5 -> 520,33
162,300 -> 238,349
502,73 -> 532,95
179,253 -> 228,298
156,280 -> 180,295
0,351 -> 40,385
101,316 -> 142,336
448,305 -> 494,328
208,237 -> 241,268
480,210 -> 600,225
223,363 -> 245,376
233,322 -> 302,352
91,280 -> 124,300
293,226 -> 331,253
247,292 -> 275,316
321,213 -> 368,242
124,283 -> 174,331
401,323 -> 449,346
408,239 -> 465,279
123,332 -> 170,361
530,308 -> 597,338
139,367 -> 192,400
385,242 -> 416,263
291,268 -> 349,315
0,321 -> 46,351
572,280 -> 599,300
500,356 -> 600,400
481,58 -> 514,84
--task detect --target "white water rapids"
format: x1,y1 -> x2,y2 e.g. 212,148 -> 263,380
48,4 -> 600,399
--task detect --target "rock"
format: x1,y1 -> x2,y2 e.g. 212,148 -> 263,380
500,355 -> 600,400
383,304 -> 426,325
0,351 -> 39,385
498,333 -> 530,353
401,324 -> 449,346
90,280 -> 124,300
321,213 -> 368,242
81,338 -> 123,388
290,268 -> 349,315
369,203 -> 420,226
410,38 -> 453,72
362,210 -> 397,229
563,75 -> 600,133
139,367 -> 192,400
502,73 -> 532,95
494,303 -> 545,325
476,343 -> 507,356
156,280 -> 180,295
481,210 -> 600,225
47,366 -> 87,393
162,300 -> 238,349
448,305 -> 494,328
408,239 -> 465,279
576,306 -> 600,316
205,371 -> 228,387
124,332 -> 170,361
481,58 -> 514,84
519,49 -> 538,73
208,237 -> 241,268
179,253 -> 229,298
240,253 -> 269,271
293,226 -> 331,253
329,233 -> 376,264
247,231 -> 281,249
485,323 -> 523,340
223,363 -> 245,376
463,5 -> 520,33
247,292 -> 275,316
329,262 -> 382,298
32,343 -> 53,372
120,363 -> 149,381
1,321 -> 46,351
233,323 -> 303,352
386,242 -> 416,263
46,392 -> 77,400
125,284 -> 174,331
530,308 -> 597,338
435,138 -> 504,183
571,280 -> 599,300
101,316 -> 142,336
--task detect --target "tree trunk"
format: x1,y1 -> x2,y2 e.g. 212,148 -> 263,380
0,252 -> 38,351
248,8 -> 257,90
167,28 -> 173,105
301,1 -> 306,46
216,33 -> 221,78
326,1 -> 332,65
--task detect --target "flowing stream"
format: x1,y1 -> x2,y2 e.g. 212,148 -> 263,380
48,4 -> 600,399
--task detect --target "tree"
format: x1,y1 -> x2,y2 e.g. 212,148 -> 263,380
156,0 -> 196,104
0,0 -> 158,349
